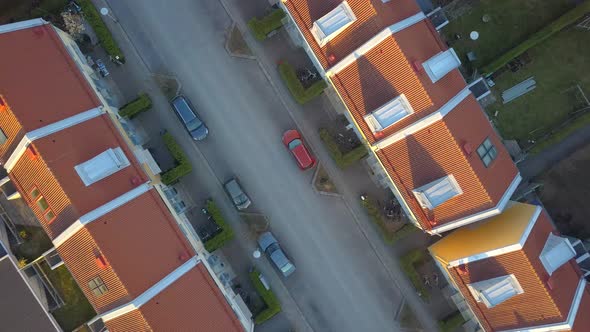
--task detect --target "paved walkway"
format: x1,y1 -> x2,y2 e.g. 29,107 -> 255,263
518,124 -> 590,180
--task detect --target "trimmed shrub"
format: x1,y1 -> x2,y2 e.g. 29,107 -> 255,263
278,61 -> 327,104
203,200 -> 234,252
438,311 -> 465,332
119,93 -> 152,118
247,8 -> 286,41
401,249 -> 430,300
78,0 -> 125,62
249,269 -> 281,324
319,128 -> 368,168
361,198 -> 417,244
482,1 -> 590,76
160,133 -> 192,185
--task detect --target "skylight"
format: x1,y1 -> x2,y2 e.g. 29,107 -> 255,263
422,49 -> 461,83
468,274 -> 523,308
413,175 -> 462,210
540,233 -> 576,275
364,94 -> 414,134
310,1 -> 357,47
75,147 -> 130,186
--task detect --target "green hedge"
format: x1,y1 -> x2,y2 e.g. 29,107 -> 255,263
401,249 -> 430,300
247,8 -> 286,41
361,198 -> 417,245
482,1 -> 590,76
160,133 -> 192,185
249,269 -> 281,324
438,311 -> 465,332
278,61 -> 327,104
119,93 -> 152,118
319,128 -> 368,168
203,200 -> 234,252
78,0 -> 125,62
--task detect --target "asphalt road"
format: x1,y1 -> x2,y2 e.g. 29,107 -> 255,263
102,0 -> 403,331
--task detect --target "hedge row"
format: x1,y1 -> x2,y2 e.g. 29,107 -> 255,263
160,133 -> 192,185
78,0 -> 125,62
401,249 -> 430,300
360,198 -> 417,245
278,61 -> 327,104
119,93 -> 152,118
482,0 -> 590,76
319,128 -> 368,168
438,311 -> 466,332
203,200 -> 234,252
249,270 -> 281,324
247,8 -> 286,41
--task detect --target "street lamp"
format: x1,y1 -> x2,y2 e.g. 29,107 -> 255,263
100,7 -> 118,23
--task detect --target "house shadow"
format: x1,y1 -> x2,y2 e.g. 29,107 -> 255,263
303,0 -> 342,24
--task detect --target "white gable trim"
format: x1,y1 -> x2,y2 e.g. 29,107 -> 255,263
52,183 -> 151,247
0,18 -> 46,34
447,204 -> 542,267
373,87 -> 471,150
98,257 -> 200,322
327,12 -> 426,76
4,107 -> 104,172
431,173 -> 522,235
499,278 -> 587,332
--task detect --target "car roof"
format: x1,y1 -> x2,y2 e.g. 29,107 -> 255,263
269,248 -> 290,269
292,145 -> 313,168
257,232 -> 277,251
172,96 -> 196,123
224,178 -> 242,197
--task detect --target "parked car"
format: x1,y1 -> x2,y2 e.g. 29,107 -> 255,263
282,130 -> 316,170
224,178 -> 251,210
171,95 -> 208,140
257,232 -> 296,277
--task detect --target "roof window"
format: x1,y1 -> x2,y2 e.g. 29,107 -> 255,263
477,138 -> 497,167
540,233 -> 576,275
468,274 -> 523,308
310,1 -> 356,47
75,148 -> 130,186
422,49 -> 461,83
0,128 -> 7,145
413,175 -> 462,210
364,94 -> 414,134
88,276 -> 108,297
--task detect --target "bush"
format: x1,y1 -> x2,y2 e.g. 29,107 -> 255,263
249,269 -> 281,324
361,198 -> 417,244
439,311 -> 465,332
203,200 -> 234,252
78,0 -> 125,62
482,1 -> 590,76
401,249 -> 430,300
247,8 -> 286,41
319,128 -> 368,168
119,93 -> 152,118
278,61 -> 327,104
160,133 -> 192,185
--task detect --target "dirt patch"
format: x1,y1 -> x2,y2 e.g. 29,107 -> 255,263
240,213 -> 269,235
540,143 -> 590,239
153,75 -> 180,101
226,24 -> 253,58
313,165 -> 338,194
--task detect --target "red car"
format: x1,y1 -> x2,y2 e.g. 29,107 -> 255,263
282,130 -> 316,170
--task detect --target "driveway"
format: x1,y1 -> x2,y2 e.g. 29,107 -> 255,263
92,0 -> 429,331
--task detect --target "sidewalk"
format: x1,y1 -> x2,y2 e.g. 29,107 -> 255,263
217,0 -> 449,330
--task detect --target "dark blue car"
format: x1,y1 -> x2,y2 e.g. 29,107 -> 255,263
171,95 -> 208,141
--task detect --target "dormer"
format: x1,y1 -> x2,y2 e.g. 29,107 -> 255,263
364,94 -> 414,136
540,233 -> 576,276
310,1 -> 357,47
422,49 -> 461,83
467,274 -> 524,308
75,147 -> 130,186
413,175 -> 462,210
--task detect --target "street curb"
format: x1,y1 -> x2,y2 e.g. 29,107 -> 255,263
224,23 -> 257,60
310,163 -> 342,198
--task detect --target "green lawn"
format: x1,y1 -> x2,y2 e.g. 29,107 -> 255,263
40,262 -> 96,332
488,28 -> 590,145
444,0 -> 573,68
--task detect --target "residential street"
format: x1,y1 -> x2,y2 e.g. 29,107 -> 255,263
90,0 -> 441,331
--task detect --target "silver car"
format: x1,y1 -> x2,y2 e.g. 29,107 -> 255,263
224,178 -> 251,210
258,232 -> 296,277
171,95 -> 208,141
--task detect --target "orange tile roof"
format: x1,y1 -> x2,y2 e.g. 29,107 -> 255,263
0,24 -> 100,132
331,20 -> 465,144
448,210 -> 582,331
572,289 -> 590,332
284,0 -> 420,68
104,309 -> 152,332
377,96 -> 517,229
33,114 -> 148,215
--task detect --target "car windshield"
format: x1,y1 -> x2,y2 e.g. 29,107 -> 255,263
281,262 -> 294,273
186,118 -> 202,131
237,193 -> 249,204
288,139 -> 302,150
